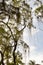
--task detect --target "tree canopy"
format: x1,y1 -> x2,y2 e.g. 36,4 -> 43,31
0,0 -> 43,65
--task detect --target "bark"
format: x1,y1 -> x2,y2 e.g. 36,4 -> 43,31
13,40 -> 17,65
0,51 -> 4,65
2,0 -> 5,9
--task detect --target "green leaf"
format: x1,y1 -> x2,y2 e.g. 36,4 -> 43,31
35,5 -> 43,13
0,27 -> 6,34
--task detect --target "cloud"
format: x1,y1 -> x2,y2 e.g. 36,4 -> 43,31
29,50 -> 43,64
31,27 -> 39,35
30,45 -> 36,52
23,26 -> 43,65
35,54 -> 43,64
28,45 -> 43,64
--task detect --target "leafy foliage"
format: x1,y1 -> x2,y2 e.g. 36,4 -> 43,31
35,5 -> 43,14
29,60 -> 35,65
0,0 -> 43,65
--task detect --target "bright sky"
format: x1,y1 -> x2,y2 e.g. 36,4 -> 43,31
0,0 -> 43,65
23,25 -> 43,65
23,0 -> 43,65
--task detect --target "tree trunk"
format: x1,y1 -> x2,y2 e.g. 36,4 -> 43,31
0,51 -> 4,65
13,40 -> 17,65
2,0 -> 5,9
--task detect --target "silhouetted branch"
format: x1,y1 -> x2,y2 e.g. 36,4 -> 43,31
0,21 -> 18,65
0,51 -> 4,65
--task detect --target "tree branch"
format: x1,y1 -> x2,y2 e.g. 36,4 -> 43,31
0,51 -> 4,65
0,21 -> 17,65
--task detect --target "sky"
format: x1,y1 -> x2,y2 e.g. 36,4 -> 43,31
23,0 -> 43,65
23,24 -> 43,65
0,0 -> 43,65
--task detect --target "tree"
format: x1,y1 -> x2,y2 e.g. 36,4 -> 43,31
0,0 -> 30,65
0,0 -> 43,65
35,0 -> 43,31
29,60 -> 35,65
